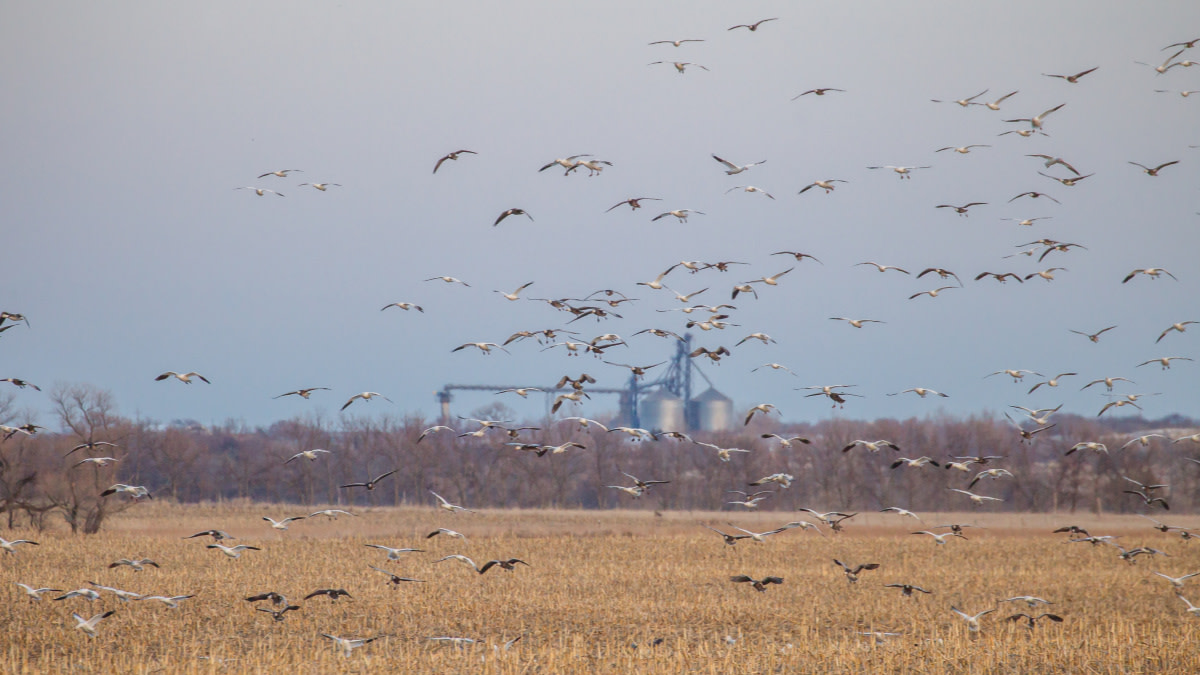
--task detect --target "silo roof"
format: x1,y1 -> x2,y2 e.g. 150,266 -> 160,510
692,387 -> 731,402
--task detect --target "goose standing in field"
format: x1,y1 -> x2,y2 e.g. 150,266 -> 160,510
15,583 -> 62,600
431,490 -> 475,514
72,610 -> 116,637
340,392 -> 393,411
207,544 -> 261,559
432,149 -> 476,174
155,371 -> 210,384
285,449 -> 331,464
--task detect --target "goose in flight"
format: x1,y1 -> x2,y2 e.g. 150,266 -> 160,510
975,271 -> 1024,283
1024,268 -> 1067,282
792,88 -> 845,99
833,559 -> 880,583
381,301 -> 423,313
236,186 -> 283,197
1002,216 -> 1052,227
973,90 -> 1019,110
140,594 -> 195,609
619,470 -> 670,492
607,484 -> 645,498
1136,49 -> 1187,74
652,209 -> 705,222
885,583 -> 933,597
1174,595 -> 1200,617
299,182 -> 341,191
743,403 -> 780,425
15,583 -> 62,600
1002,413 -> 1056,443
1152,571 -> 1200,589
1128,160 -> 1180,177
968,468 -> 1013,489
648,61 -> 709,74
539,154 -> 590,173
263,515 -> 306,530
285,449 -> 330,464
493,208 -> 533,226
726,490 -> 773,508
435,554 -> 483,573
753,363 -> 796,375
842,439 -> 900,453
725,523 -> 790,544
712,155 -> 766,175
183,529 -> 235,542
341,470 -> 396,491
453,342 -> 509,355
856,261 -> 909,274
891,456 -> 940,469
478,558 -> 531,574
155,371 -> 210,384
606,197 -> 661,212
1004,103 -> 1065,130
936,145 -> 990,154
760,433 -> 810,447
72,457 -> 118,468
1043,66 -> 1098,83
1080,376 -> 1133,392
1122,434 -> 1168,450
1070,325 -> 1116,343
309,509 -> 355,520
72,610 -> 116,637
949,488 -> 1003,506
931,89 -> 989,106
424,275 -> 470,286
431,490 -> 475,514
0,535 -> 38,552
909,286 -> 956,300
64,440 -> 120,457
725,185 -> 774,199
1158,321 -> 1198,343
370,565 -> 425,587
0,377 -> 40,391
494,282 -> 534,301
866,165 -> 930,179
730,575 -> 784,592
1123,268 -> 1178,283
100,484 -> 151,500
54,589 -> 101,602
108,558 -> 159,571
341,392 -> 393,411
274,387 -> 332,399
889,388 -> 948,399
829,316 -> 885,328
728,18 -> 778,31
1038,171 -> 1093,186
950,606 -> 996,632
427,528 -> 467,541
703,525 -> 750,546
432,149 -> 476,174
1007,613 -> 1064,629
936,203 -> 986,217
797,179 -> 846,194
1124,488 -> 1169,509
649,38 -> 704,47
749,473 -> 795,489
207,544 -> 260,558
322,634 -> 385,658
305,588 -> 352,601
567,158 -> 612,176
881,507 -> 922,522
258,169 -> 302,178
1138,356 -> 1193,370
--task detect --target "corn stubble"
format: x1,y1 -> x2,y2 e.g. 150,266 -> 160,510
2,505 -> 1199,673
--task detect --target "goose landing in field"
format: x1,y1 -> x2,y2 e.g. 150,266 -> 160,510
323,634 -> 385,657
72,610 -> 116,637
207,544 -> 261,559
1,537 -> 39,554
431,490 -> 475,514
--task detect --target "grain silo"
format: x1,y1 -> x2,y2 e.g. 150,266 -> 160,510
689,387 -> 733,432
639,388 -> 685,432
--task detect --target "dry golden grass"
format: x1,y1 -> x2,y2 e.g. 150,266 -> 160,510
3,503 -> 1200,673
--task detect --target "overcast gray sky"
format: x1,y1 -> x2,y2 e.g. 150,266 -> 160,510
3,2 -> 1198,430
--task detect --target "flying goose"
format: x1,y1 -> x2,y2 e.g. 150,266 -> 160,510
792,88 -> 845,99
1158,321 -> 1198,343
648,61 -> 709,74
100,484 -> 151,500
1081,376 -> 1133,392
891,456 -> 940,469
1128,160 -> 1180,177
865,165 -> 930,179
909,286 -> 956,300
649,38 -> 704,47
950,606 -> 996,632
729,575 -> 784,592
1178,595 -> 1200,617
912,530 -> 967,545
259,169 -> 301,178
797,179 -> 846,195
72,610 -> 116,637
236,186 -> 284,197
140,594 -> 195,609
949,488 -> 1003,506
703,524 -> 750,546
712,155 -> 766,175
652,209 -> 706,223
308,509 -> 355,520
274,387 -> 332,398
1123,268 -> 1178,283
183,529 -> 234,542
1006,613 -> 1064,629
833,559 -> 880,583
155,371 -> 210,384
424,275 -> 470,286
1136,49 -> 1186,74
936,145 -> 990,154
967,468 -> 1013,489
108,558 -> 159,572
207,544 -> 261,559
263,515 -> 306,531
1004,103 -> 1065,130
431,490 -> 475,514
322,634 -> 385,658
54,589 -> 101,602
885,583 -> 933,597
1152,571 -> 1200,589
341,392 -> 393,411
1043,66 -> 1098,83
931,89 -> 989,106
1009,190 -> 1060,204
298,182 -> 341,191
880,507 -> 922,522
478,558 -> 530,574
432,149 -> 476,174
1038,171 -> 1093,186
725,185 -> 774,199
606,197 -> 661,212
381,301 -> 423,313
981,90 -> 1019,110
85,586 -> 138,604
842,439 -> 900,453
370,565 -> 425,587
15,583 -> 62,600
285,449 -> 331,464
829,316 -> 886,328
493,208 -> 533,226
749,473 -> 795,489
728,18 -> 778,31
341,470 -> 397,491
727,523 -> 790,543
305,588 -> 352,601
258,604 -> 301,621
726,490 -> 773,509
426,528 -> 467,541
1138,356 -> 1193,370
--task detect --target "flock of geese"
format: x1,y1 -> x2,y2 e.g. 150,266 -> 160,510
3,11 -> 1200,660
